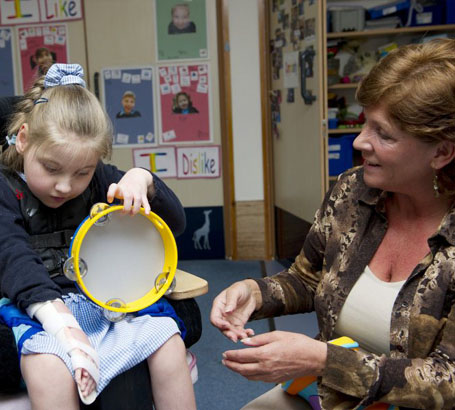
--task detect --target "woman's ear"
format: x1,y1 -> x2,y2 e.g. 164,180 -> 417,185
15,123 -> 29,154
432,140 -> 455,170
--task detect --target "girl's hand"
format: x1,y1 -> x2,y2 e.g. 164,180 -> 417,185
222,331 -> 328,383
210,280 -> 261,342
107,168 -> 154,215
51,302 -> 98,398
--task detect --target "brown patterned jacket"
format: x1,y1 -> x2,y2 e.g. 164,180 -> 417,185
252,167 -> 455,410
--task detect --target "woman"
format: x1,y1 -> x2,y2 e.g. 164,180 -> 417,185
210,39 -> 455,409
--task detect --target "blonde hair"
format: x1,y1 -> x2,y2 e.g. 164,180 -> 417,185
122,90 -> 136,100
356,38 -> 455,194
3,76 -> 112,172
172,3 -> 189,16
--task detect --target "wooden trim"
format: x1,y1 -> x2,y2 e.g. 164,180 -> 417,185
216,0 -> 237,259
81,0 -> 91,89
329,128 -> 362,134
258,0 -> 275,260
235,200 -> 266,259
327,24 -> 455,39
328,83 -> 359,90
320,0 -> 328,195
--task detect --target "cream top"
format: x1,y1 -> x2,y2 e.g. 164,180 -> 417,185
334,266 -> 405,355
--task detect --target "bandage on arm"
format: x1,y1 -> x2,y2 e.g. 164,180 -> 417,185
26,299 -> 99,404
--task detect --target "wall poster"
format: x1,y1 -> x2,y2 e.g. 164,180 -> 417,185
17,23 -> 68,93
176,206 -> 225,259
0,0 -> 83,26
157,62 -> 211,145
0,27 -> 16,96
132,146 -> 177,179
102,66 -> 157,147
154,0 -> 208,61
176,145 -> 220,179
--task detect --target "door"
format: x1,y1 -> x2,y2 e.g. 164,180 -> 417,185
268,0 -> 327,258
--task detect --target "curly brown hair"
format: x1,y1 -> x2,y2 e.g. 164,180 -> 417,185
356,38 -> 455,195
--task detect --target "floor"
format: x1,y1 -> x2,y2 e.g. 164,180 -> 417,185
0,259 -> 319,410
178,259 -> 319,410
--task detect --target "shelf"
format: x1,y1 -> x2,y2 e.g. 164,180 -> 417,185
328,83 -> 359,90
327,24 -> 455,39
328,128 -> 362,134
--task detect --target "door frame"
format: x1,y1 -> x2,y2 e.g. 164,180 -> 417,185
217,0 -> 275,260
257,0 -> 275,260
217,0 -> 237,259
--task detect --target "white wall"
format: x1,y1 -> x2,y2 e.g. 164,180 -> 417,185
83,0 -> 223,208
228,0 -> 264,202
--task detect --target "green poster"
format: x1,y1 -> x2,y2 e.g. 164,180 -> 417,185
155,0 -> 208,61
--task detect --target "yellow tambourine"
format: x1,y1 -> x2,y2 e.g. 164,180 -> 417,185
63,203 -> 177,317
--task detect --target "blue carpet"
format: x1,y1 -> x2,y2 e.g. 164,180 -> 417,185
177,260 -> 275,410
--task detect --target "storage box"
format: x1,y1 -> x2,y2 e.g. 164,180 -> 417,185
368,0 -> 410,20
409,4 -> 444,26
447,0 -> 455,23
329,7 -> 365,32
328,134 -> 356,176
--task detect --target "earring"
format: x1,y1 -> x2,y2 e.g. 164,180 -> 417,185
433,173 -> 440,198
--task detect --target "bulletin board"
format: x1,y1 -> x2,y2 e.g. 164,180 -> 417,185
17,23 -> 68,93
0,27 -> 16,96
102,66 -> 157,147
157,62 -> 211,145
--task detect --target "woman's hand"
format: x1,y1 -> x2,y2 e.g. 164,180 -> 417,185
107,168 -> 154,215
221,331 -> 327,383
210,280 -> 262,342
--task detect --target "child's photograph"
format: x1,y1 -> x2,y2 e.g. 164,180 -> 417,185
155,0 -> 208,61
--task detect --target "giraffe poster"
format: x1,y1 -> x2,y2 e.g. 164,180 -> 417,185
175,206 -> 225,259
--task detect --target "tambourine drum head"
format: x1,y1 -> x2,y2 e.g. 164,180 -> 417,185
79,211 -> 166,306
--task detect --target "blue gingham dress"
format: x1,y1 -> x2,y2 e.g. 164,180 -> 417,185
21,293 -> 180,394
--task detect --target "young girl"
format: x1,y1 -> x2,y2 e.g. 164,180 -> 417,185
0,64 -> 196,410
172,92 -> 199,114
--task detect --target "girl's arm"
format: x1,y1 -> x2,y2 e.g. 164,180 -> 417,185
0,175 -> 62,311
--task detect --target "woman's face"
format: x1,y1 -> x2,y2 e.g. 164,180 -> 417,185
177,94 -> 189,110
353,104 -> 437,194
172,6 -> 190,30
